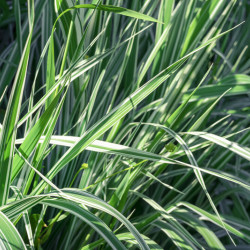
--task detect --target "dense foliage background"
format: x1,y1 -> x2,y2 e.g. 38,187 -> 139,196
0,0 -> 249,249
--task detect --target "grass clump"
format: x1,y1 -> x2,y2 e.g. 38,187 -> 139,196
0,0 -> 249,249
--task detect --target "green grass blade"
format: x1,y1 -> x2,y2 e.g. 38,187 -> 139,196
42,199 -> 127,250
0,211 -> 27,250
0,0 -> 34,205
186,131 -> 250,161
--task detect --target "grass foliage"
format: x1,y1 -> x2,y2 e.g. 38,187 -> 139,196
0,0 -> 250,249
